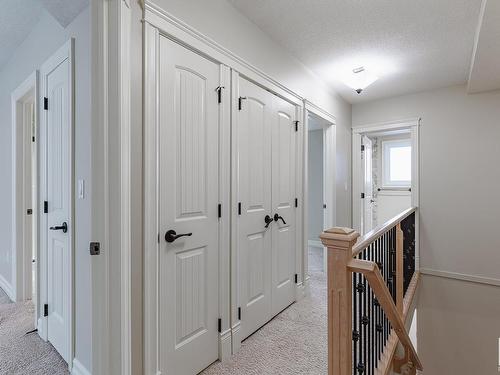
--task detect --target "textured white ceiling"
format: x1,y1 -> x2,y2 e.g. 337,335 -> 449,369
228,0 -> 483,103
0,0 -> 44,69
0,0 -> 88,71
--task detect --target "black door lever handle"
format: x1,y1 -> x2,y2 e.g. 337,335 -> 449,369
50,222 -> 68,233
273,213 -> 286,225
264,215 -> 273,228
165,230 -> 192,243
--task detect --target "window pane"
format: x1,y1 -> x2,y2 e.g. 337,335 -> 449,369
390,146 -> 411,182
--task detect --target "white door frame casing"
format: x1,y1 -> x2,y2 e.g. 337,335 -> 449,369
143,21 -> 232,373
11,71 -> 38,303
38,39 -> 75,368
303,100 -> 336,276
90,0 -> 135,373
352,118 -> 420,269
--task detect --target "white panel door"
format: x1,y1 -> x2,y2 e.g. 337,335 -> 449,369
236,77 -> 297,339
45,55 -> 71,362
362,135 -> 374,234
158,36 -> 220,375
270,95 -> 296,316
236,78 -> 273,340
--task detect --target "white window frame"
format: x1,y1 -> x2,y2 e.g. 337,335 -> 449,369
381,138 -> 412,188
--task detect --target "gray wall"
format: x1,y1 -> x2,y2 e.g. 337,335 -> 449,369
0,7 -> 92,369
308,130 -> 324,240
353,84 -> 500,282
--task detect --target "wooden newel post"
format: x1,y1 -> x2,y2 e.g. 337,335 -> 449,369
320,227 -> 360,375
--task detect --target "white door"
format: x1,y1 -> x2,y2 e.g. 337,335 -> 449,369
158,36 -> 220,375
43,48 -> 72,363
236,78 -> 273,339
270,95 -> 296,316
362,135 -> 374,234
236,77 -> 297,339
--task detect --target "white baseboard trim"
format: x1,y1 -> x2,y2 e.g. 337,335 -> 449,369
37,316 -> 48,341
308,240 -> 323,248
231,322 -> 242,354
71,359 -> 92,375
218,328 -> 232,362
420,268 -> 500,287
0,273 -> 15,301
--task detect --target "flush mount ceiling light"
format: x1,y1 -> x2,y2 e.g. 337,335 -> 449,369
344,66 -> 379,94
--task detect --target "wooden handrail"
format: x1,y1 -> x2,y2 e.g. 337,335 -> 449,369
352,207 -> 416,257
347,259 -> 423,371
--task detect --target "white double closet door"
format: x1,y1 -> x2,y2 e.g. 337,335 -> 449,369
155,36 -> 298,374
157,37 -> 222,375
236,76 -> 297,340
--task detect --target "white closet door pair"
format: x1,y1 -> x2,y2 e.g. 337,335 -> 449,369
236,76 -> 297,340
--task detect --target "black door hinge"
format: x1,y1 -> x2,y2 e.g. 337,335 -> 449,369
218,318 -> 222,333
44,304 -> 48,317
43,97 -> 48,110
361,193 -> 365,199
238,202 -> 242,215
238,307 -> 241,320
44,201 -> 48,213
216,86 -> 224,104
238,96 -> 247,111
294,274 -> 298,284
295,198 -> 298,208
90,242 -> 101,256
27,209 -> 33,215
218,203 -> 222,218
361,144 -> 365,152
323,203 -> 327,209
32,136 -> 35,142
294,121 -> 299,132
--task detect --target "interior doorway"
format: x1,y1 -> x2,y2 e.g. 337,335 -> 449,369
304,106 -> 336,275
353,119 -> 419,236
12,72 -> 38,308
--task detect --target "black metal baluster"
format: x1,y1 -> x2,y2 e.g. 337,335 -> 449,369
378,237 -> 383,357
376,238 -> 381,362
357,254 -> 364,374
362,249 -> 367,374
384,233 -> 389,344
353,270 -> 357,374
365,245 -> 373,375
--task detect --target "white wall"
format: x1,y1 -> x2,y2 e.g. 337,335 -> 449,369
150,0 -> 352,227
0,7 -> 92,370
353,84 -> 500,283
308,130 -> 324,241
377,192 -> 411,225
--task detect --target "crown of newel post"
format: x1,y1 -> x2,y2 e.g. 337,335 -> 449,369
320,227 -> 360,375
320,227 -> 360,250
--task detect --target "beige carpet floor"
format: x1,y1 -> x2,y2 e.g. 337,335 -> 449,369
0,288 -> 68,375
0,247 -> 325,375
201,248 -> 327,375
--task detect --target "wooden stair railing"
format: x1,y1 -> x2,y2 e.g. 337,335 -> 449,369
320,207 -> 421,375
347,259 -> 422,371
